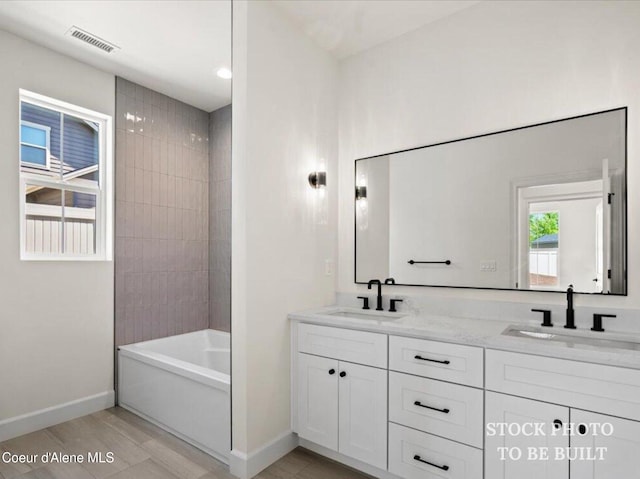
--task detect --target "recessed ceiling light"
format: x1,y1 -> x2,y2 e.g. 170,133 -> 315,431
216,68 -> 232,79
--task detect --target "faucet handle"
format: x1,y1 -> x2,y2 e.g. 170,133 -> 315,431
592,313 -> 616,332
384,277 -> 396,285
389,299 -> 403,313
357,296 -> 370,310
532,309 -> 553,327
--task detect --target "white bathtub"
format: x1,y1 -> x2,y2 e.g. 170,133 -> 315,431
118,329 -> 230,463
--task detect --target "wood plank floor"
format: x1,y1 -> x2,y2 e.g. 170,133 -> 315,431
0,407 -> 370,479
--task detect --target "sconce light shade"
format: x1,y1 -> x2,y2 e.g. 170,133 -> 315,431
355,185 -> 367,200
308,171 -> 327,188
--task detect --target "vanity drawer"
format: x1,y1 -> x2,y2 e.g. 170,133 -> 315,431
297,323 -> 387,368
389,336 -> 483,387
389,422 -> 482,479
389,372 -> 483,448
486,349 -> 640,421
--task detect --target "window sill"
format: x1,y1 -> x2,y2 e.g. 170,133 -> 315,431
20,254 -> 112,262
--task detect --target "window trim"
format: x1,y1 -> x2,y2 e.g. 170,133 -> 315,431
20,120 -> 51,169
19,89 -> 113,261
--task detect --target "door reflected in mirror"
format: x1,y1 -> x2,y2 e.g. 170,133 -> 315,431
354,108 -> 627,294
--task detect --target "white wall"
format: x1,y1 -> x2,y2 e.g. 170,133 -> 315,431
232,0 -> 338,468
0,30 -> 115,425
339,0 -> 640,308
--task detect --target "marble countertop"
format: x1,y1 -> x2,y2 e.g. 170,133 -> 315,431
288,306 -> 640,370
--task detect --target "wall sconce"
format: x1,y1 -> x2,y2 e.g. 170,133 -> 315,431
308,171 -> 326,189
355,173 -> 368,230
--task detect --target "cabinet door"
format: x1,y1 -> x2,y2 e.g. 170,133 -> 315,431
297,353 -> 339,450
486,392 -> 569,479
338,362 -> 387,470
571,409 -> 640,478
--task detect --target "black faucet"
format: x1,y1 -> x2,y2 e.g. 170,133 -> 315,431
367,279 -> 383,311
564,284 -> 576,329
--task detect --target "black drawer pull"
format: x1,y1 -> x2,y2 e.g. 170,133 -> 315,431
414,354 -> 450,365
413,455 -> 449,471
414,400 -> 450,414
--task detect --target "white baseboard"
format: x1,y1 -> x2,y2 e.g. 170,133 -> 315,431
299,438 -> 400,479
0,391 -> 115,442
230,430 -> 298,479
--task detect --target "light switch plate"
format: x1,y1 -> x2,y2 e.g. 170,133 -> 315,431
324,259 -> 334,276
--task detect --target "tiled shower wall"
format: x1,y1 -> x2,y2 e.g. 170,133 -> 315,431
114,77 -> 210,346
209,105 -> 232,332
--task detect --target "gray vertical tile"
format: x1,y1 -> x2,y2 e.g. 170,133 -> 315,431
152,138 -> 161,172
159,174 -> 168,207
159,141 -> 168,175
115,163 -> 126,203
125,94 -> 137,132
125,167 -> 136,204
143,136 -> 153,171
125,202 -> 135,238
116,93 -> 126,130
167,142 -> 176,176
134,168 -> 145,204
133,203 -> 144,238
143,204 -> 152,239
115,79 -> 213,345
135,133 -> 144,169
152,172 -> 160,206
126,129 -> 136,169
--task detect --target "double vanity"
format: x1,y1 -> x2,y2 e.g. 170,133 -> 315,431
292,105 -> 636,478
289,306 -> 640,479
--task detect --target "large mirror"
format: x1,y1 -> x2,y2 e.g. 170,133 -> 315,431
355,108 -> 627,294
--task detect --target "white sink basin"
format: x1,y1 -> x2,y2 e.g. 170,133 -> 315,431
502,325 -> 640,352
324,307 -> 405,322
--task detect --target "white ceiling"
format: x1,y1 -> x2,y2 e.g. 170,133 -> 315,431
0,1 -> 231,112
274,0 -> 480,59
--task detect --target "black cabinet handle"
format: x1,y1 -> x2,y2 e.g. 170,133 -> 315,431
414,401 -> 450,414
339,371 -> 346,377
578,424 -> 587,435
415,354 -> 450,365
413,455 -> 449,471
553,419 -> 563,429
328,369 -> 335,375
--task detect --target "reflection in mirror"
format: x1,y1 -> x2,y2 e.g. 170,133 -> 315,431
355,108 -> 626,294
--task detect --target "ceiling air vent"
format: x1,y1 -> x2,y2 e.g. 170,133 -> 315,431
66,26 -> 119,53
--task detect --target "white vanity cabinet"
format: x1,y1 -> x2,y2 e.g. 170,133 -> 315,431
292,320 -> 640,479
296,353 -> 339,450
570,410 -> 640,479
485,392 -> 569,479
295,323 -> 388,470
485,349 -> 640,479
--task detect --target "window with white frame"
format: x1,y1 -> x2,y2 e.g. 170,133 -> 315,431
20,121 -> 51,168
19,90 -> 113,260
